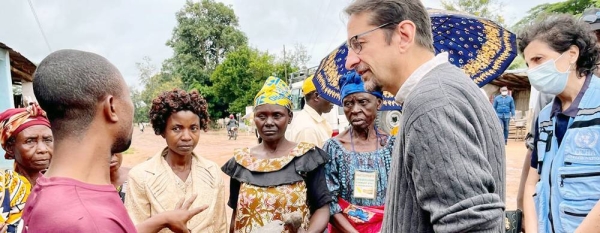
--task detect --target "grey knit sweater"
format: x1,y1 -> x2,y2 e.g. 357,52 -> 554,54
381,63 -> 506,233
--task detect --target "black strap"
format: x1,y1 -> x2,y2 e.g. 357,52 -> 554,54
570,118 -> 600,129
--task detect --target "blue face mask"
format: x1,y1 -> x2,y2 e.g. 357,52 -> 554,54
526,53 -> 571,95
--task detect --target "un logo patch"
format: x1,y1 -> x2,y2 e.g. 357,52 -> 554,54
574,130 -> 599,149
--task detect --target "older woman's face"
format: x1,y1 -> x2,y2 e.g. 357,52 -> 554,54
523,39 -> 577,72
254,104 -> 291,142
7,125 -> 53,172
342,93 -> 382,130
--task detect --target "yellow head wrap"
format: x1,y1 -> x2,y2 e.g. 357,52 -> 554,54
302,75 -> 316,95
253,76 -> 293,109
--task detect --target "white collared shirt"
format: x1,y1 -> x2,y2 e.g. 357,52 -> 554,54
285,105 -> 333,148
395,52 -> 450,105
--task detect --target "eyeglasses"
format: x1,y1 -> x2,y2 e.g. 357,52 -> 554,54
348,21 -> 398,54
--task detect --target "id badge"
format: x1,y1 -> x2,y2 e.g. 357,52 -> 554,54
353,170 -> 378,199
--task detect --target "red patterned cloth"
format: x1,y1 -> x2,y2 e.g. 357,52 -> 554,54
0,104 -> 50,158
328,198 -> 385,233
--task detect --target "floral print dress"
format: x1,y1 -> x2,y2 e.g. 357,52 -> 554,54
222,142 -> 332,233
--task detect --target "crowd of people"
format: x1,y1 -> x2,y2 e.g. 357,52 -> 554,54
0,0 -> 599,232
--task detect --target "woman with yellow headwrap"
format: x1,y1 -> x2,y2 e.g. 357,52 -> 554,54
222,77 -> 332,233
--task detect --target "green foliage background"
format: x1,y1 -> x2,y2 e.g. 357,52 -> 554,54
134,0 -> 597,122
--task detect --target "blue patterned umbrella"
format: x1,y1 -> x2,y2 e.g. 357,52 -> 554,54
428,8 -> 517,85
313,8 -> 517,110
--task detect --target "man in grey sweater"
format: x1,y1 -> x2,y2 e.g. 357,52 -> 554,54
343,0 -> 506,232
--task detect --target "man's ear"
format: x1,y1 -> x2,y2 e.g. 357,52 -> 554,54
396,20 -> 417,53
103,95 -> 119,123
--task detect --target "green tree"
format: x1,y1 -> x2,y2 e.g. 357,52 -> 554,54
199,42 -> 304,119
208,46 -> 275,117
167,0 -> 247,89
441,0 -> 506,25
136,57 -> 184,111
130,86 -> 149,123
137,56 -> 155,85
140,73 -> 185,105
274,60 -> 298,81
508,56 -> 526,70
512,0 -> 600,32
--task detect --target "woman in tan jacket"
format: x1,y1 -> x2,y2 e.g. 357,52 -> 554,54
125,89 -> 227,232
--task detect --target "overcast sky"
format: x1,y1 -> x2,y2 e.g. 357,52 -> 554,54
1,0 -> 561,88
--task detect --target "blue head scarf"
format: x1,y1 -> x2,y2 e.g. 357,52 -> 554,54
339,71 -> 383,101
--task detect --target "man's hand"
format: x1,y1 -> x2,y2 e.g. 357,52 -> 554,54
135,194 -> 207,233
162,194 -> 208,233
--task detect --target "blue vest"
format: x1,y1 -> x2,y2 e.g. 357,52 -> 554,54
534,77 -> 600,232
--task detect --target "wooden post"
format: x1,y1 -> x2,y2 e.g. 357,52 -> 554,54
0,48 -> 14,111
0,48 -> 14,169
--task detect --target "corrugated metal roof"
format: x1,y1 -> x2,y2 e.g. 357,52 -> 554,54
489,69 -> 530,90
0,42 -> 36,82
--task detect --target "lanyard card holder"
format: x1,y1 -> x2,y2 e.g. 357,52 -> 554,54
353,170 -> 378,200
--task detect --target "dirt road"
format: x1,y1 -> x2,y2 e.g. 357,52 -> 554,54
124,127 -> 528,219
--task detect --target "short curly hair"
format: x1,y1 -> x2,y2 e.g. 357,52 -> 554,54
518,14 -> 599,77
149,89 -> 209,135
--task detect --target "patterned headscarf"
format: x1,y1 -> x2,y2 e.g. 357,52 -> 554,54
339,71 -> 383,101
0,103 -> 51,159
253,76 -> 293,109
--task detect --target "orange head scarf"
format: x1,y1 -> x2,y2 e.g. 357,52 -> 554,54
0,103 -> 50,159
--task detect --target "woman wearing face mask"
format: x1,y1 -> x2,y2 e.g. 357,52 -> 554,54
324,72 -> 395,233
520,15 -> 600,233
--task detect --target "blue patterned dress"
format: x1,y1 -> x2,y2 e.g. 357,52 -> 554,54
323,135 -> 395,216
